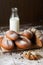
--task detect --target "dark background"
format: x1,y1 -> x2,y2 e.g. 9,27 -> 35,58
0,0 -> 43,26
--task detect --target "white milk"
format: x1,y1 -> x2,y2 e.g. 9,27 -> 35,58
9,8 -> 19,32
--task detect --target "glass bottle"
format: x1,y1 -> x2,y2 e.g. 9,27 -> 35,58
9,8 -> 19,32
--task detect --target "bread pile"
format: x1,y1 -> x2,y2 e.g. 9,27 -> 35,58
0,27 -> 43,52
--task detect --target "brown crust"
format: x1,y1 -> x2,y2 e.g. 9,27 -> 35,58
35,29 -> 43,47
0,35 -> 4,47
15,36 -> 32,49
35,34 -> 43,47
1,37 -> 14,50
23,51 -> 39,60
36,37 -> 42,47
20,30 -> 33,39
6,30 -> 19,41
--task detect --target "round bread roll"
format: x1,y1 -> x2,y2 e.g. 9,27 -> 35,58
6,30 -> 19,41
15,36 -> 32,49
21,30 -> 33,39
1,37 -> 14,51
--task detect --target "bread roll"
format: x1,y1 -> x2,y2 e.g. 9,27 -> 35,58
15,36 -> 32,49
6,30 -> 19,41
20,30 -> 33,39
1,37 -> 14,51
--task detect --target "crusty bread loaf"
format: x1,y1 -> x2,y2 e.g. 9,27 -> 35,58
34,29 -> 43,47
28,27 -> 43,48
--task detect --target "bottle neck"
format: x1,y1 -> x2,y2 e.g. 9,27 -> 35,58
11,12 -> 14,17
14,11 -> 18,17
11,11 -> 18,18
